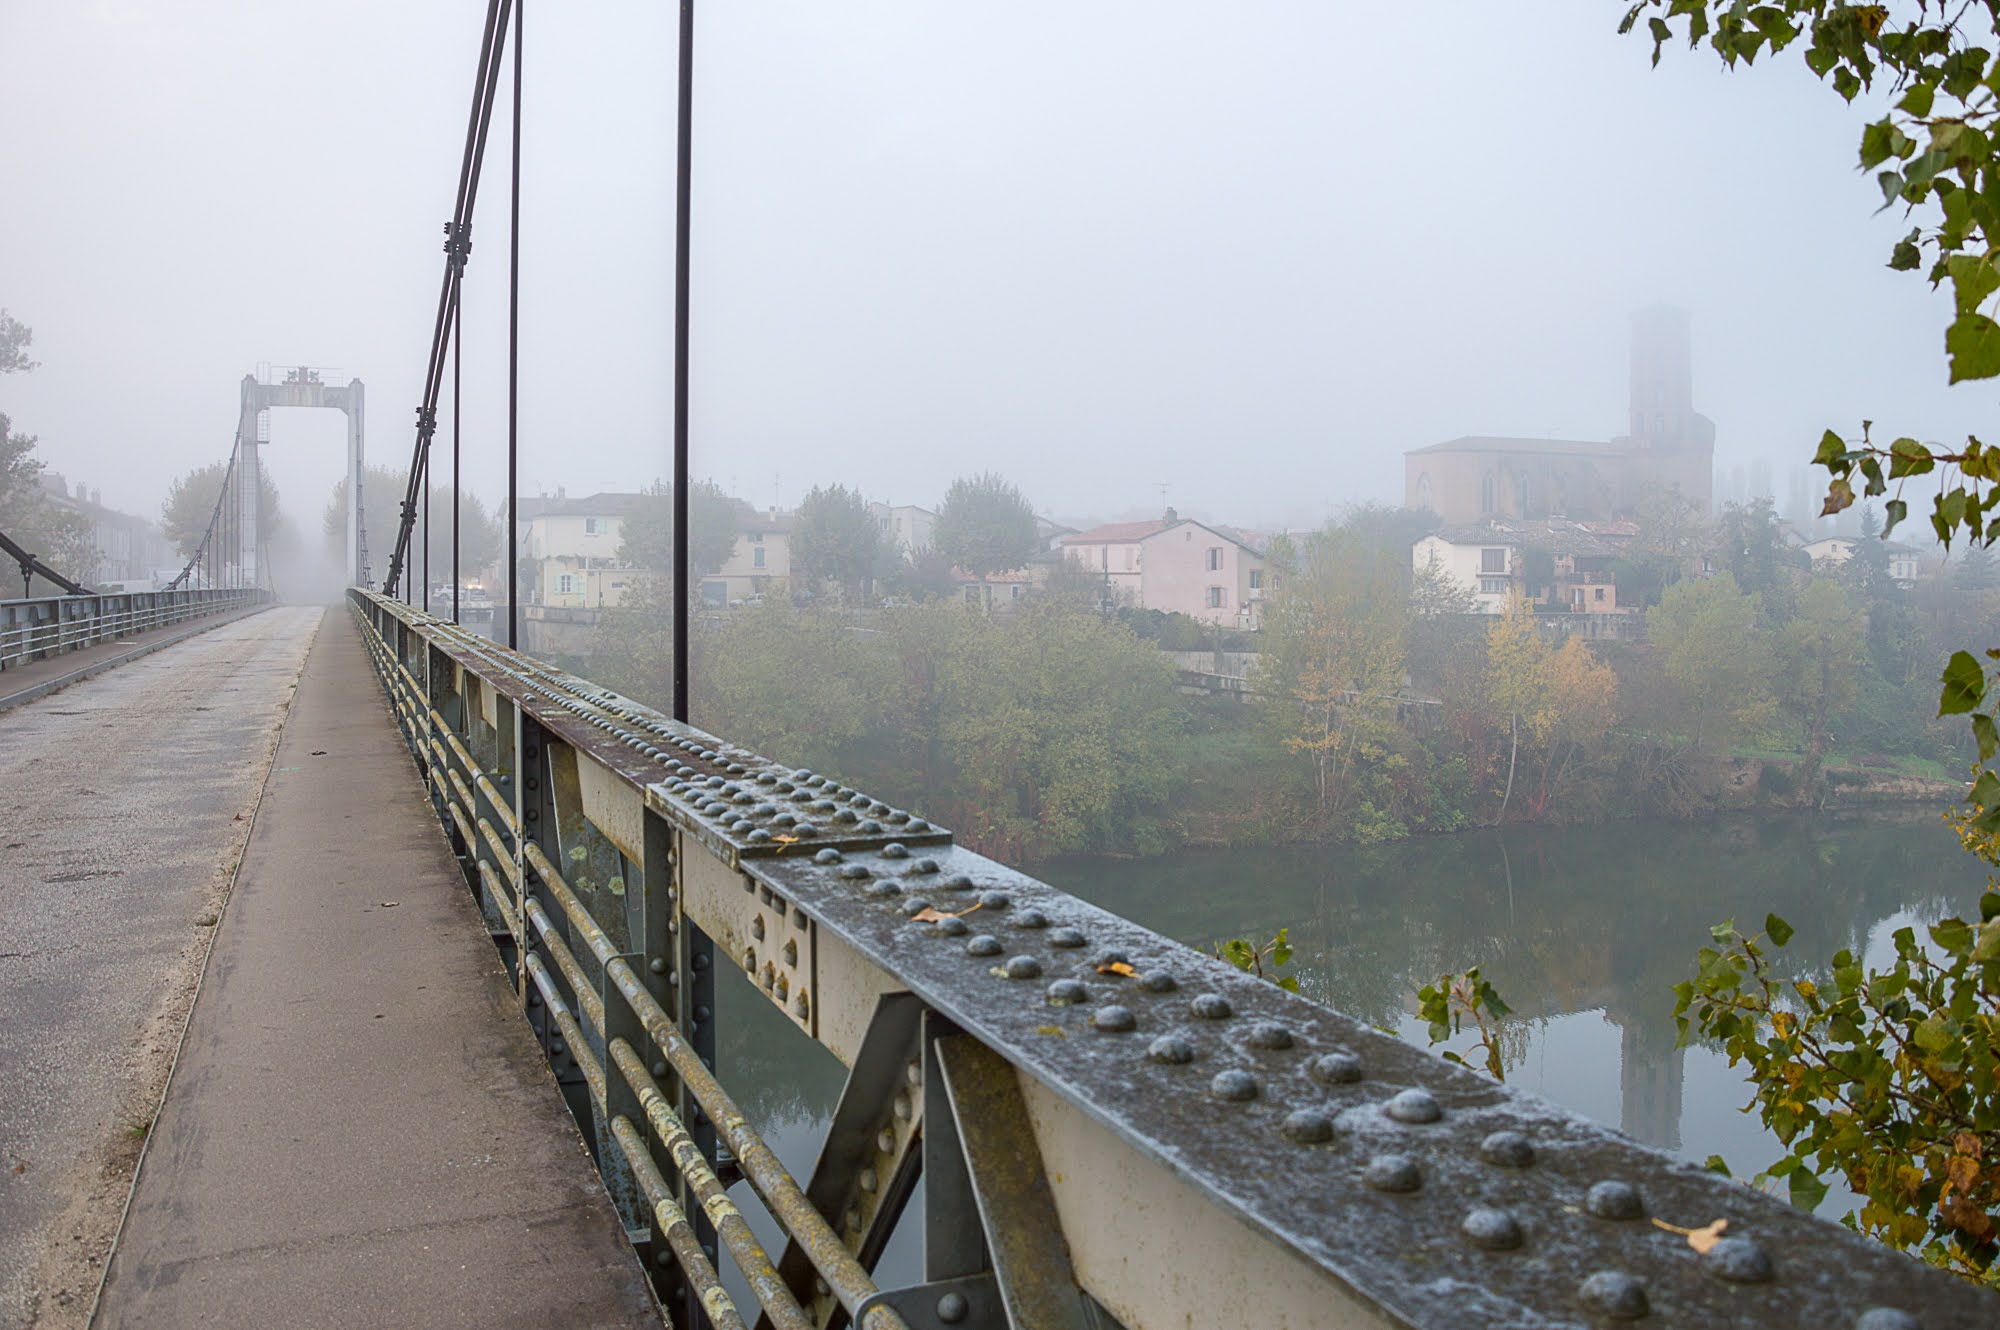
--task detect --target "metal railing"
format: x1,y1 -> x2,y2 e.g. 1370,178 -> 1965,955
351,587 -> 1991,1330
0,589 -> 266,674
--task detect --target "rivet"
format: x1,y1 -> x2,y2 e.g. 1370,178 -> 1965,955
1047,979 -> 1088,1005
814,848 -> 842,865
1016,909 -> 1050,929
1281,1109 -> 1334,1144
649,957 -> 667,974
1140,971 -> 1178,993
893,1092 -> 912,1121
941,874 -> 974,891
866,881 -> 903,898
743,949 -> 756,972
939,917 -> 970,936
1245,1021 -> 1294,1050
1462,1207 -> 1524,1251
877,1128 -> 896,1153
1147,1034 -> 1194,1064
1093,1004 -> 1137,1033
900,897 -> 934,917
966,935 -> 1003,957
1584,1180 -> 1644,1221
1384,1088 -> 1442,1124
783,940 -> 798,967
1479,1131 -> 1535,1168
1577,1271 -> 1648,1321
936,1292 -> 968,1325
1309,1052 -> 1364,1084
840,864 -> 871,881
978,890 -> 1011,910
751,917 -> 766,941
907,818 -> 931,832
652,1061 -> 667,1077
1004,956 -> 1043,980
905,1060 -> 921,1087
1854,1309 -> 1920,1330
1049,927 -> 1087,949
1703,1236 -> 1774,1284
859,1167 -> 878,1193
911,858 -> 939,875
1210,1069 -> 1258,1102
1095,949 -> 1131,968
1363,1153 -> 1421,1192
693,954 -> 709,970
1190,993 -> 1233,1020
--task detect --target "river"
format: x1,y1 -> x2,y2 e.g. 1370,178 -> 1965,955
706,809 -> 1989,1286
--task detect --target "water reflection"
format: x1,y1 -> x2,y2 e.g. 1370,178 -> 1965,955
1034,810 -> 1986,1165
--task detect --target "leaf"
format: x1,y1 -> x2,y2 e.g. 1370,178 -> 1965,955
1973,714 -> 1998,762
1939,650 -> 1986,715
1883,498 -> 1907,535
1765,913 -> 1795,947
1095,960 -> 1139,977
1947,254 -> 2000,317
1652,1216 -> 1730,1253
911,902 -> 982,923
1787,1169 -> 1831,1212
1887,437 -> 1935,478
1822,478 -> 1856,517
1946,311 -> 2000,382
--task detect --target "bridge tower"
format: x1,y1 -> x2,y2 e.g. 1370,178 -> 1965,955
237,370 -> 368,586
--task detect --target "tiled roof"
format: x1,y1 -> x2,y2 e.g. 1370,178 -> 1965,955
1063,520 -> 1170,544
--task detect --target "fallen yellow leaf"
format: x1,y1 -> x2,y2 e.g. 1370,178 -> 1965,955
1096,961 -> 1139,977
911,902 -> 983,923
1651,1216 -> 1729,1253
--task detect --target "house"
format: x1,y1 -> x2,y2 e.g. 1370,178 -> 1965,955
39,475 -> 177,586
1059,508 -> 1266,629
953,566 -> 1036,610
868,502 -> 936,558
702,506 -> 792,607
1802,535 -> 1922,586
523,491 -> 648,608
1413,519 -> 1635,616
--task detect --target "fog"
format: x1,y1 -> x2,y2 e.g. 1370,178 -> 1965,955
0,0 -> 1987,534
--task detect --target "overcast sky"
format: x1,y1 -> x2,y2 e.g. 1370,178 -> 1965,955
2,1 -> 1993,536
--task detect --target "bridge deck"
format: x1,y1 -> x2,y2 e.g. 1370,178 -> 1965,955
0,605 -> 262,715
91,608 -> 655,1328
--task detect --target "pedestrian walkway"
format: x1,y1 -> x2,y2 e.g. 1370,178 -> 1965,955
92,608 -> 656,1329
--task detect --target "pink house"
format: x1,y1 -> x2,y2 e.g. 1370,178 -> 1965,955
1060,510 -> 1265,629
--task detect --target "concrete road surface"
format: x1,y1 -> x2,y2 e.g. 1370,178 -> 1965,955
0,607 -> 322,1328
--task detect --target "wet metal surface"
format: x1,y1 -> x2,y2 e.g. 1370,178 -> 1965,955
0,607 -> 318,1328
354,592 -> 1998,1330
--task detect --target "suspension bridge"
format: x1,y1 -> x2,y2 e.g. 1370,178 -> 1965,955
2,3 -> 1993,1328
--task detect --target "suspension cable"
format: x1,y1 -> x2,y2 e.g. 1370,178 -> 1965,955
383,0 -> 511,597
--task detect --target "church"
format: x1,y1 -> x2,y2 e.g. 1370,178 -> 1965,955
1404,307 -> 1715,524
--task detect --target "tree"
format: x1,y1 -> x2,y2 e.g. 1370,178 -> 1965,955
321,467 -> 501,585
1648,572 -> 1775,749
791,484 -> 879,600
933,472 -> 1038,578
617,479 -> 741,576
1483,593 -> 1550,824
1776,578 -> 1868,790
0,313 -> 88,588
0,309 -> 36,377
1714,496 -> 1799,620
1255,528 -> 1409,835
164,460 -> 282,560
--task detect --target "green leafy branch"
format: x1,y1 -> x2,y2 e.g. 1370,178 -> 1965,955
1214,928 -> 1301,994
1674,905 -> 2000,1284
1417,965 -> 1515,1081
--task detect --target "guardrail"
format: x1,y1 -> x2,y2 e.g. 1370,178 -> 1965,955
350,587 -> 1990,1330
0,589 -> 267,673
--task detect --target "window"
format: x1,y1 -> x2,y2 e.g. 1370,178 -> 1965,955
1593,587 -> 1606,602
1248,569 -> 1263,590
1480,474 -> 1496,515
557,574 -> 577,594
584,517 -> 603,535
1010,584 -> 1023,600
1480,548 -> 1506,574
1205,547 -> 1222,571
753,546 -> 765,569
1206,586 -> 1226,608
1479,577 -> 1509,595
749,531 -> 763,543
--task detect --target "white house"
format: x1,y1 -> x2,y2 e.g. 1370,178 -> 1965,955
868,502 -> 936,558
1059,509 -> 1265,629
1803,535 -> 1921,586
523,491 -> 648,608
